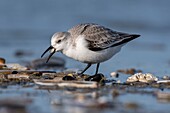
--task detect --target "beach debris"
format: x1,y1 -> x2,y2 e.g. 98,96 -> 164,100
117,68 -> 142,75
34,79 -> 98,88
110,72 -> 119,78
126,73 -> 158,83
27,56 -> 65,70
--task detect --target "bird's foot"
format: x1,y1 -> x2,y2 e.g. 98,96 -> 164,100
85,73 -> 105,83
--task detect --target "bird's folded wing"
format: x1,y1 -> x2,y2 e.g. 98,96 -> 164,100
82,25 -> 139,51
68,23 -> 140,51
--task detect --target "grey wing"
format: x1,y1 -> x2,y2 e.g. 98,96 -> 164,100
69,23 -> 140,51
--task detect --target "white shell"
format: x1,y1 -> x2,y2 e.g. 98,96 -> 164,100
126,73 -> 158,83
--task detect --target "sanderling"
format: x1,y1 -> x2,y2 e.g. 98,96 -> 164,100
41,23 -> 140,75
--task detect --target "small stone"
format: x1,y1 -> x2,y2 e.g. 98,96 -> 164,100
163,75 -> 170,80
62,75 -> 76,80
12,71 -> 18,74
110,72 -> 119,78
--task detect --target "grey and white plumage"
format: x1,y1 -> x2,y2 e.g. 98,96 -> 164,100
41,23 -> 140,75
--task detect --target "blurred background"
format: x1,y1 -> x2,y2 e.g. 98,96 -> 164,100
0,0 -> 170,76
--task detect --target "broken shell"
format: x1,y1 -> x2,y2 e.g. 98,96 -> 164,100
34,79 -> 98,88
126,73 -> 158,83
157,80 -> 170,84
62,75 -> 76,80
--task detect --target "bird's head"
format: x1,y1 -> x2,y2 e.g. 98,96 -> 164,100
41,32 -> 70,63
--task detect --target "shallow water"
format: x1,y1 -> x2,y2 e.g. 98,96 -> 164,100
0,0 -> 170,113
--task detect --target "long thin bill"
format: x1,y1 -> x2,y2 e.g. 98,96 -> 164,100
46,49 -> 56,63
41,46 -> 53,58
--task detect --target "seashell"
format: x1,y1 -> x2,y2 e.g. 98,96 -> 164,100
126,73 -> 158,83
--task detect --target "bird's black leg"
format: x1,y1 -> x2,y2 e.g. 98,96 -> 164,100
79,63 -> 92,75
95,63 -> 100,75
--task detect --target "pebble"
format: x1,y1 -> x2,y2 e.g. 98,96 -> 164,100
110,72 -> 119,78
62,75 -> 76,80
126,73 -> 158,83
163,75 -> 170,80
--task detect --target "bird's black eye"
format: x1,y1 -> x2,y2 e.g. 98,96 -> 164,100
57,40 -> 61,43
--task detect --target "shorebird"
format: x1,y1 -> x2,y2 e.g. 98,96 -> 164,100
41,23 -> 140,75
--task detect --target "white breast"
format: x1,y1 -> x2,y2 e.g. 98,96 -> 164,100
63,35 -> 122,64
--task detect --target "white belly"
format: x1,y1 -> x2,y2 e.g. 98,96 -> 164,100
63,36 -> 122,64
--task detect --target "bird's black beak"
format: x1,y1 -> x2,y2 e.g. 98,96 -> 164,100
41,46 -> 56,63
